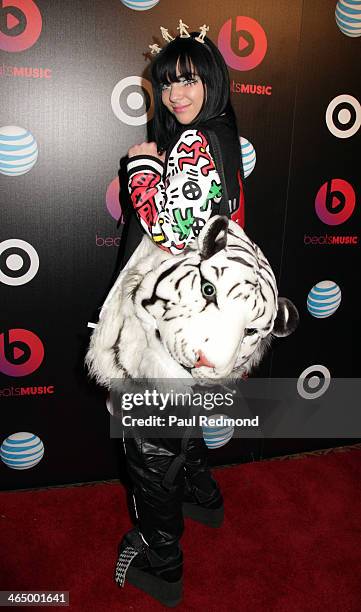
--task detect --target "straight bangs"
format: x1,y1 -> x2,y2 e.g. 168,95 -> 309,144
151,39 -> 210,87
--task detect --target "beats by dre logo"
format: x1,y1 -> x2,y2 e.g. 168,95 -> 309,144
0,238 -> 39,286
0,0 -> 42,52
106,177 -> 124,222
326,95 -> 360,139
315,179 -> 356,225
0,328 -> 44,377
218,16 -> 267,71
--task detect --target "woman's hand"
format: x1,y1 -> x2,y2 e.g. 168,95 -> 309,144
128,141 -> 165,162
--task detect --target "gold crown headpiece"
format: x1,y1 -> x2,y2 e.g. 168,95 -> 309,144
149,20 -> 209,55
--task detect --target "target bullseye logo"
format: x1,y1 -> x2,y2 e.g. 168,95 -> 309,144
111,76 -> 154,126
297,365 -> 331,400
326,95 -> 360,138
0,328 -> 44,376
0,0 -> 42,52
218,16 -> 267,71
315,179 -> 355,225
0,239 -> 39,285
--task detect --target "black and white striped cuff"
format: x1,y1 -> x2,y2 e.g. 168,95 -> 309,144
127,155 -> 164,177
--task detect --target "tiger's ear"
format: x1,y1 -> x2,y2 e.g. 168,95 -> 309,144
272,297 -> 299,337
198,215 -> 229,260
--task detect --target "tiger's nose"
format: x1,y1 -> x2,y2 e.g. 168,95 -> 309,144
194,350 -> 215,369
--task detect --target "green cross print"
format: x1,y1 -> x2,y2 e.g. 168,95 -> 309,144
200,180 -> 223,211
172,207 -> 195,240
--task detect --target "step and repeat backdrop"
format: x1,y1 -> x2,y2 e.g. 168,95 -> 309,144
1,0 -> 360,489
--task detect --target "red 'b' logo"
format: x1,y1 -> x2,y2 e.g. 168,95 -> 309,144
218,16 -> 267,72
315,179 -> 356,226
0,0 -> 42,52
0,329 -> 44,376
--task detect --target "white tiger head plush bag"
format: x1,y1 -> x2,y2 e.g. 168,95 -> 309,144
86,216 -> 298,386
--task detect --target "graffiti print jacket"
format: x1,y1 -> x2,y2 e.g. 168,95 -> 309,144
125,113 -> 245,255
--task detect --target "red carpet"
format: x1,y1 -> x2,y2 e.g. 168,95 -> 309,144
1,448 -> 361,611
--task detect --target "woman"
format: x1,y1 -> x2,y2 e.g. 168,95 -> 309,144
120,31 -> 244,264
115,30 -> 244,607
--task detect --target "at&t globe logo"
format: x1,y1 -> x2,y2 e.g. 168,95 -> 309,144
0,125 -> 38,176
315,179 -> 355,225
202,414 -> 234,449
307,281 -> 342,318
218,16 -> 267,71
335,1 -> 361,37
0,0 -> 42,52
0,329 -> 44,376
120,0 -> 160,9
240,136 -> 256,178
0,432 -> 44,469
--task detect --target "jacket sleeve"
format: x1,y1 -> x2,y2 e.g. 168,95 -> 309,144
126,129 -> 223,254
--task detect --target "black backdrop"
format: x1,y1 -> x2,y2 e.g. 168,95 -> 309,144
1,0 -> 360,490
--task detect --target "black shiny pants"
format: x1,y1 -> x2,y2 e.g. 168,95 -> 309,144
122,431 -> 215,560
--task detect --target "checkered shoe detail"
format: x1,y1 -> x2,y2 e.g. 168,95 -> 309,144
114,545 -> 139,587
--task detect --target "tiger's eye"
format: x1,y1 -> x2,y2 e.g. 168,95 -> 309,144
244,328 -> 257,336
201,281 -> 216,297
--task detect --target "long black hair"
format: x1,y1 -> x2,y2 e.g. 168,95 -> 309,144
150,33 -> 237,150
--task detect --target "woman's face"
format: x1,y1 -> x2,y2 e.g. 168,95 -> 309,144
161,65 -> 205,125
